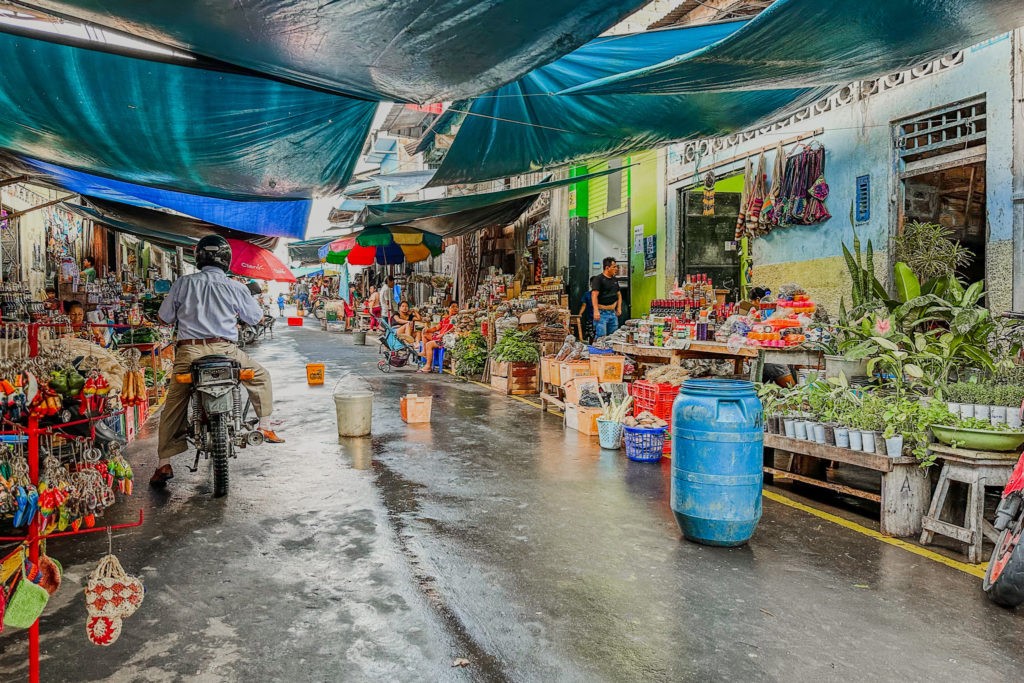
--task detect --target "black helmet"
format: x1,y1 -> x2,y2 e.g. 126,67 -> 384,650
195,235 -> 232,272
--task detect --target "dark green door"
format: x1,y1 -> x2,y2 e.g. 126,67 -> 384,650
679,190 -> 741,298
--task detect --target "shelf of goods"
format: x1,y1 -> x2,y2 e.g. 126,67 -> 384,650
0,322 -> 144,683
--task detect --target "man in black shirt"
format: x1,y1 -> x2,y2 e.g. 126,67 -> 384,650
590,257 -> 622,338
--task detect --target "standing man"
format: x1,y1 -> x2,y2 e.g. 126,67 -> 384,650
590,257 -> 621,339
380,275 -> 394,324
81,256 -> 97,283
151,235 -> 283,489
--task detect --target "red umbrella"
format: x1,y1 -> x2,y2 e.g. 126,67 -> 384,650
226,238 -> 296,283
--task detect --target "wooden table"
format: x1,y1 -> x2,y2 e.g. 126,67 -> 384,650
754,348 -> 823,381
920,444 -> 1017,562
764,433 -> 931,537
609,340 -> 756,375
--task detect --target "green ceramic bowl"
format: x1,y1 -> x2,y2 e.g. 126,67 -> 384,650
930,424 -> 1024,452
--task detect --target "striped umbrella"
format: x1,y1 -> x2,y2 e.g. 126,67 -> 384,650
318,227 -> 442,265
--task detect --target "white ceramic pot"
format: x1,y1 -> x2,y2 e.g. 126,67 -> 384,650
794,421 -> 808,440
1008,410 -> 1023,430
946,402 -> 961,418
813,423 -> 826,444
960,403 -> 975,419
861,430 -> 876,453
990,406 -> 1007,427
834,427 -> 850,448
784,419 -> 796,437
849,429 -> 863,451
974,404 -> 990,420
885,435 -> 904,458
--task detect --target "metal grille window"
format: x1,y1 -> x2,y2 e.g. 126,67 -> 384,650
897,98 -> 986,164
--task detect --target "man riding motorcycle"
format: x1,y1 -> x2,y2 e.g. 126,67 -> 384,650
150,235 -> 283,488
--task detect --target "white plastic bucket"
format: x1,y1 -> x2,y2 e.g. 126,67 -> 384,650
334,391 -> 373,437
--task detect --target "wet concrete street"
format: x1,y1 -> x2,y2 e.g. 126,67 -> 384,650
4,324 -> 1024,682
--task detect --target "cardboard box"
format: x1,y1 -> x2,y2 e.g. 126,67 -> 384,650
558,361 -> 592,387
563,376 -> 597,406
563,403 -> 602,435
589,355 -> 626,383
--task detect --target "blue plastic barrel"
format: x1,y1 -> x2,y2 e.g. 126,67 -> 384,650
671,378 -> 763,546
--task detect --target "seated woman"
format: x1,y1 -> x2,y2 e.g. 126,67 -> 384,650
418,303 -> 459,373
65,300 -> 106,346
392,301 -> 422,340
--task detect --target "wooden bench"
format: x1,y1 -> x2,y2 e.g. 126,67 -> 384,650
764,434 -> 931,537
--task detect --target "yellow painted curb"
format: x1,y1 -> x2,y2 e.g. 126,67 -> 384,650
763,490 -> 987,578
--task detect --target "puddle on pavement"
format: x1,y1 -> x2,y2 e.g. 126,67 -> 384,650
339,435 -> 374,469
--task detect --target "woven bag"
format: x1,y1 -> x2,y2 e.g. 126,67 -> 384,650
4,566 -> 49,630
86,615 -> 123,646
85,554 -> 144,619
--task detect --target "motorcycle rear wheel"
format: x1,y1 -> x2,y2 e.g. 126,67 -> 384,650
984,515 -> 1024,608
210,413 -> 231,498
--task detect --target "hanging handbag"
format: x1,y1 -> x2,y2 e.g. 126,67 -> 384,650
734,158 -> 753,240
744,152 -> 767,233
85,554 -> 144,619
3,553 -> 50,629
761,141 -> 785,228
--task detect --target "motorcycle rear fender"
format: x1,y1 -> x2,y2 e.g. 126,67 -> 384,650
198,389 -> 234,417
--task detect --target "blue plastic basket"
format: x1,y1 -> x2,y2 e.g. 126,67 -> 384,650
623,426 -> 667,462
588,346 -> 614,355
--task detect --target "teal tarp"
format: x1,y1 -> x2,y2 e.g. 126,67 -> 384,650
61,203 -> 198,248
0,29 -> 376,199
430,23 -> 824,185
16,0 -> 647,103
564,0 -> 1024,96
364,169 -> 620,236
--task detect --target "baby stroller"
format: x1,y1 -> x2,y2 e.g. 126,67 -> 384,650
376,317 -> 425,373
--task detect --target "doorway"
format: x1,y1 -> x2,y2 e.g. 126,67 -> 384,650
588,213 -> 630,319
902,163 -> 985,283
678,190 -> 741,298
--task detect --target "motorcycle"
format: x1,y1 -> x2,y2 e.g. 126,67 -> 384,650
175,355 -> 264,497
238,306 -> 275,348
983,413 -> 1024,607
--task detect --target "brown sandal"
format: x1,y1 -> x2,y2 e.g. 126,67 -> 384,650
149,464 -> 174,488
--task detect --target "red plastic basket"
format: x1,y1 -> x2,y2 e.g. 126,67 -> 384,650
630,381 -> 680,420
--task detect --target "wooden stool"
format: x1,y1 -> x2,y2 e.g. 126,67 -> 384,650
919,446 -> 1016,563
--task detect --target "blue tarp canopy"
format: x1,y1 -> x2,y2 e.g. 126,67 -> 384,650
563,0 -> 1024,96
429,22 -> 824,185
0,28 -> 376,200
292,266 -> 324,279
363,169 -> 620,236
288,237 -> 334,266
15,0 -> 648,103
2,155 -> 310,239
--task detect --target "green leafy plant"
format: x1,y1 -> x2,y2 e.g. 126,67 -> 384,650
891,220 -> 974,282
491,328 -> 540,364
450,329 -> 488,377
841,230 -> 890,312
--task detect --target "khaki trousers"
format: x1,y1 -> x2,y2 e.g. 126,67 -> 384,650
157,342 -> 273,465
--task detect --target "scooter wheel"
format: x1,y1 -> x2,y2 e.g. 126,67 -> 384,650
377,360 -> 390,373
246,430 -> 265,446
984,521 -> 1024,608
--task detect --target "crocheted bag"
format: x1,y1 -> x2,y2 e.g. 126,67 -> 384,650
85,554 -> 144,619
4,561 -> 49,629
86,615 -> 123,646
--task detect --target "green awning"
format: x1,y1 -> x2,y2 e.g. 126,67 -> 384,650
361,169 -> 621,236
